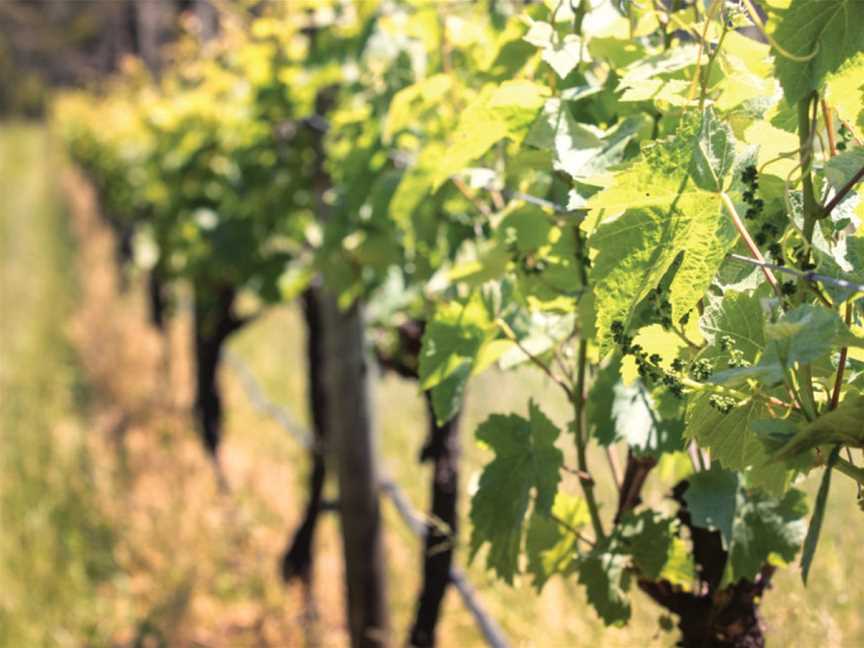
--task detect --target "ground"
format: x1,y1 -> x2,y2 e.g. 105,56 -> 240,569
0,124 -> 861,647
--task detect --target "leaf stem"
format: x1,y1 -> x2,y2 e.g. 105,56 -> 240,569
822,164 -> 864,217
821,102 -> 852,414
821,99 -> 838,157
495,319 -> 573,401
720,192 -> 783,298
678,375 -> 794,411
835,456 -> 864,486
782,365 -> 814,422
699,13 -> 729,110
671,323 -> 701,350
604,446 -> 622,489
795,94 -> 820,418
688,0 -> 722,103
571,225 -> 605,542
548,512 -> 595,548
830,302 -> 852,411
679,375 -> 748,400
572,336 -> 605,542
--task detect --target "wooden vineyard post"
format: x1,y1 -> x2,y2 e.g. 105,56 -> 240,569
320,295 -> 389,647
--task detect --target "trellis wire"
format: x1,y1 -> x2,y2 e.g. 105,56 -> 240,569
727,253 -> 864,295
223,350 -> 510,648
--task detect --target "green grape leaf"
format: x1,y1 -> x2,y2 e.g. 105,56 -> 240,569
497,310 -> 576,371
751,418 -> 800,451
587,355 -> 621,446
525,100 -> 644,179
699,290 -> 765,353
601,381 -> 685,456
762,304 -> 864,370
772,0 -> 864,105
618,44 -> 701,88
684,469 -> 807,581
686,397 -> 787,495
389,141 -> 446,229
524,19 -> 589,79
525,98 -> 603,177
811,233 -> 864,304
525,491 -> 589,590
619,79 -> 692,107
384,74 -> 452,142
686,292 -> 789,493
497,203 -> 554,252
577,547 -> 632,626
801,447 -> 840,585
825,52 -> 864,129
824,147 -> 864,190
728,487 -> 808,582
432,80 -> 550,189
588,109 -> 739,352
776,394 -> 864,459
683,465 -> 739,549
689,108 -> 736,193
589,198 -> 735,354
469,401 -> 563,583
419,296 -> 496,424
618,511 -> 685,582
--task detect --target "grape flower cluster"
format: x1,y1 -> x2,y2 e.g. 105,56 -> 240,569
741,165 -> 797,295
837,122 -> 854,151
611,320 -> 684,398
610,322 -> 748,414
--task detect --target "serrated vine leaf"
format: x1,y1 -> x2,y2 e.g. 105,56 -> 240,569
763,304 -> 864,369
752,418 -> 800,451
825,52 -> 864,129
432,80 -> 550,189
619,511 -> 688,582
690,108 -> 736,192
469,401 -> 563,583
525,98 -> 603,177
776,394 -> 864,459
824,147 -> 864,191
578,548 -> 632,626
525,492 -> 588,590
684,465 -> 739,549
728,488 -> 808,582
419,296 -> 496,424
801,447 -> 840,585
587,355 -> 621,445
525,100 -> 643,179
524,19 -> 588,78
588,109 -> 739,352
687,398 -> 788,495
684,469 -> 808,582
772,0 -> 864,105
686,292 -> 789,494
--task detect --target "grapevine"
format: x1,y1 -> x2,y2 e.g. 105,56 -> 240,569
53,0 -> 864,646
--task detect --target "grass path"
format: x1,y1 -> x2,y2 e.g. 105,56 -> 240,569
0,125 -> 116,645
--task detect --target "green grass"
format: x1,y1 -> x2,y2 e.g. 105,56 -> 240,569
0,124 -> 117,647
